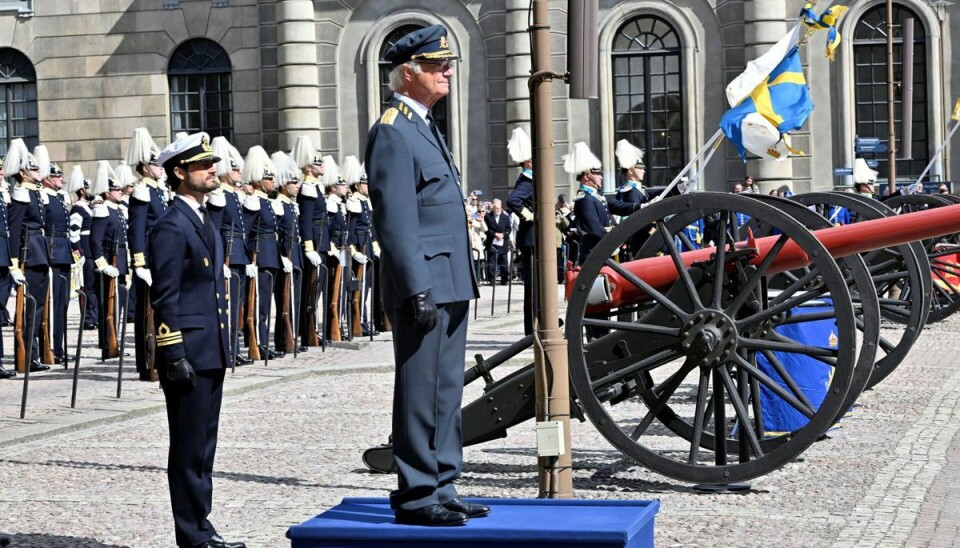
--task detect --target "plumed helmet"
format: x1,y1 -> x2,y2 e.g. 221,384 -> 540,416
507,127 -> 532,165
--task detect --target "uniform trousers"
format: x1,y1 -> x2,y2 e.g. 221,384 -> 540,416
160,367 -> 225,547
81,259 -> 98,327
256,267 -> 276,348
24,266 -> 49,363
227,265 -> 247,355
47,264 -> 70,357
519,247 -> 534,336
299,263 -> 325,344
387,300 -> 469,511
133,276 -> 152,375
273,268 -> 301,350
0,267 -> 11,324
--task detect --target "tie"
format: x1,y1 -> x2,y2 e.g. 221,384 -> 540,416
426,111 -> 452,162
198,205 -> 216,251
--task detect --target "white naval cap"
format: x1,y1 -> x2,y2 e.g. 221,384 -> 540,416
157,132 -> 220,170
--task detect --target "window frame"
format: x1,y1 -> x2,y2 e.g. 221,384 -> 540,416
167,39 -> 234,142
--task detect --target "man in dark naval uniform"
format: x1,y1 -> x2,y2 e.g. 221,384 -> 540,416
151,132 -> 244,548
505,127 -> 536,335
366,24 -> 486,527
5,138 -> 51,372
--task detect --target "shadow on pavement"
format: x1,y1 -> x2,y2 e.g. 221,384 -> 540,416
0,533 -> 126,547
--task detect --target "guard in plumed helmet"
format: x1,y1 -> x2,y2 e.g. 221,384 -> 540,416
566,142 -> 640,263
322,156 -> 349,341
291,136 -> 327,346
270,151 -> 306,353
242,146 -> 285,361
90,161 -> 129,359
0,156 -> 15,379
125,127 -> 167,381
504,127 -> 536,335
5,138 -> 51,373
150,132 -> 244,548
343,155 -> 375,337
37,148 -> 72,366
614,139 -> 649,207
206,136 -> 255,367
66,166 -> 98,331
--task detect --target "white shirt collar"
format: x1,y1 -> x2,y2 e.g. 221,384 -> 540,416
394,92 -> 431,124
176,195 -> 204,222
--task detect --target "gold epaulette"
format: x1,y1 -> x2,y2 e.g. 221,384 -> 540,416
395,102 -> 413,120
381,108 -> 399,126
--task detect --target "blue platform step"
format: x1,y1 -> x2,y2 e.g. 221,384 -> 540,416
287,497 -> 659,547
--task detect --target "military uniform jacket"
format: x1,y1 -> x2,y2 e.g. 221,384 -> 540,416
506,172 -> 535,248
297,177 -> 330,254
91,202 -> 129,274
243,190 -> 281,270
8,182 -> 50,268
69,201 -> 94,259
277,194 -> 302,269
148,198 -> 230,369
128,179 -> 167,269
346,195 -> 375,256
326,194 -> 347,249
616,183 -> 648,207
43,188 -> 73,267
0,197 -> 11,268
211,185 -> 250,266
365,98 -> 479,309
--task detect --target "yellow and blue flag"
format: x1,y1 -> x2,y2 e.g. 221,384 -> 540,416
720,46 -> 813,161
801,3 -> 849,61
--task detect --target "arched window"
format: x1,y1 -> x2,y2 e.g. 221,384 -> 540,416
168,38 -> 233,141
853,4 -> 928,181
377,24 -> 450,142
0,48 -> 38,158
611,16 -> 684,186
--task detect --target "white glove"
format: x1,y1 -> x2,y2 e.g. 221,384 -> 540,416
352,251 -> 369,265
11,268 -> 26,285
281,257 -> 293,273
245,264 -> 258,278
305,250 -> 322,267
224,267 -> 231,280
521,208 -> 535,222
373,242 -> 381,258
135,267 -> 153,287
102,265 -> 120,278
328,245 -> 340,257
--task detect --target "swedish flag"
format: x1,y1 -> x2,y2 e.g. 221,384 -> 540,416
719,46 -> 813,161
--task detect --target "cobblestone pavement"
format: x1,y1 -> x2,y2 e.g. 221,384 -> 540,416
1,284 -> 959,547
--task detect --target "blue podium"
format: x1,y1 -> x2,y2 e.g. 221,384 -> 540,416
287,497 -> 660,547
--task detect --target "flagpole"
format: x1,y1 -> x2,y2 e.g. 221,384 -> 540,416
885,0 -> 897,195
650,128 -> 723,203
912,119 -> 960,187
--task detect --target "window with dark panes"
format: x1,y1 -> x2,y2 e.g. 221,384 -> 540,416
611,16 -> 684,186
0,47 -> 38,158
168,39 -> 233,141
853,4 -> 928,181
377,24 -> 450,143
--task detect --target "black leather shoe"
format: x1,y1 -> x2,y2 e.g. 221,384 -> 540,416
395,504 -> 467,526
443,497 -> 490,518
83,323 -> 97,330
234,355 -> 254,366
29,361 -> 51,372
0,366 -> 16,379
194,535 -> 246,548
258,346 -> 284,360
297,345 -> 308,353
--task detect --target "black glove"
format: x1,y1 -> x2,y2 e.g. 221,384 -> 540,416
409,290 -> 438,332
167,358 -> 197,388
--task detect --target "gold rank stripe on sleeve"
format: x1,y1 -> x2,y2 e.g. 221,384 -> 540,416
156,323 -> 183,347
133,252 -> 146,268
380,108 -> 399,125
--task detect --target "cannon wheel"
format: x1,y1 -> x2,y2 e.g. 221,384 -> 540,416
787,192 -> 930,389
884,194 -> 960,323
567,193 -> 857,485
